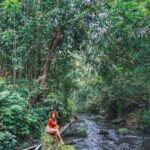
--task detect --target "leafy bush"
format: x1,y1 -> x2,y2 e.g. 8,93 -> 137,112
36,92 -> 76,125
0,131 -> 17,150
0,79 -> 40,148
142,110 -> 150,124
85,97 -> 103,114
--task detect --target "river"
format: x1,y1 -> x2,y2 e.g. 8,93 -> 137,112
63,114 -> 150,150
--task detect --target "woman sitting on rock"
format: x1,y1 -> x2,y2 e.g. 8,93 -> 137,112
45,110 -> 64,144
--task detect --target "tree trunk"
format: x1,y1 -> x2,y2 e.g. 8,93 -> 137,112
40,25 -> 62,85
34,21 -> 40,79
26,26 -> 62,107
34,0 -> 41,79
148,77 -> 150,109
13,16 -> 17,83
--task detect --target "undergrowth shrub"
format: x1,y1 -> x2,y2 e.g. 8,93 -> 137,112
142,110 -> 150,125
0,79 -> 40,148
0,131 -> 17,150
36,92 -> 76,126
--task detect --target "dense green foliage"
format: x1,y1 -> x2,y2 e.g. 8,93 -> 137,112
0,77 -> 75,149
0,0 -> 150,149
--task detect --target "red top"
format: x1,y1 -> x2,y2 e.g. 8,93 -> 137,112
48,118 -> 56,128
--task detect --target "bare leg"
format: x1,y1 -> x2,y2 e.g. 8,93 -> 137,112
46,128 -> 64,144
55,130 -> 64,144
53,133 -> 59,141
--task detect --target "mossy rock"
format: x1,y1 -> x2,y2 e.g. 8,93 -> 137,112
117,128 -> 129,135
64,127 -> 87,138
99,129 -> 109,135
41,132 -> 76,150
60,145 -> 76,150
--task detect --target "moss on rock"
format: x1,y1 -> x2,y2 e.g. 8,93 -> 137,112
64,127 -> 87,138
60,145 -> 76,150
41,132 -> 75,150
117,128 -> 129,135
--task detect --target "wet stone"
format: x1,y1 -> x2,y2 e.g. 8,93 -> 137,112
64,127 -> 87,138
99,129 -> 109,135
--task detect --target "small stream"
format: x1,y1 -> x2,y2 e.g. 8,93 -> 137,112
63,114 -> 150,150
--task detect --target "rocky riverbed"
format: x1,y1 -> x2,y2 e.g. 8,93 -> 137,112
63,114 -> 150,150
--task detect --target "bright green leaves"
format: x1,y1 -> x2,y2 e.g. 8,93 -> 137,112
1,0 -> 19,7
25,114 -> 38,124
108,0 -> 150,24
1,0 -> 20,12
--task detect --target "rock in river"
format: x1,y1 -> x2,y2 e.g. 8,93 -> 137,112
99,129 -> 109,135
64,127 -> 87,138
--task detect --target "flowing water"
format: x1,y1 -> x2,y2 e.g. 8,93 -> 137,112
63,114 -> 150,150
